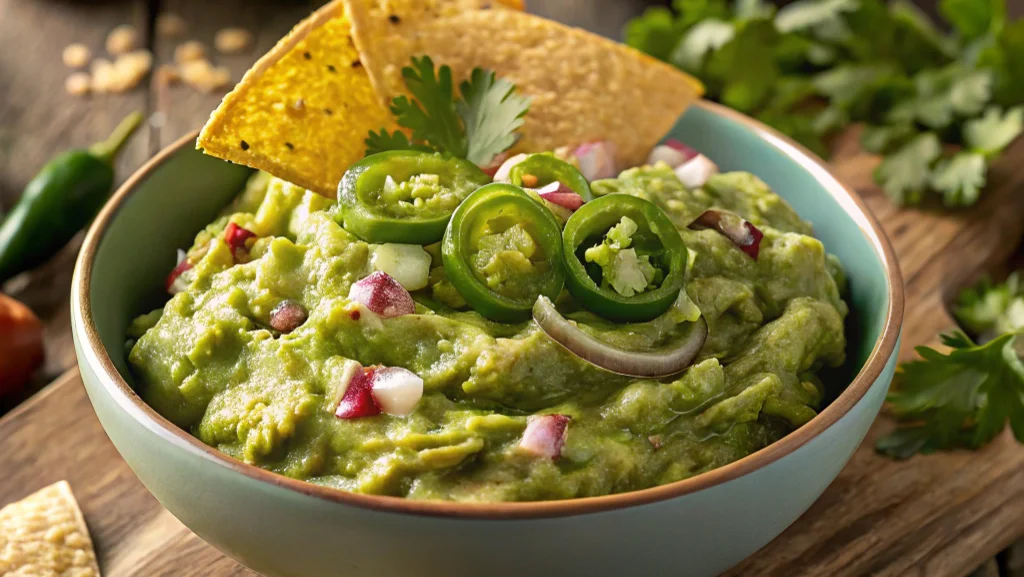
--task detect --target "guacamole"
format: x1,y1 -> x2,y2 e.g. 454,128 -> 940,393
127,162 -> 847,502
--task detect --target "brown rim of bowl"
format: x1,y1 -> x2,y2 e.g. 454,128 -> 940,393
72,99 -> 904,520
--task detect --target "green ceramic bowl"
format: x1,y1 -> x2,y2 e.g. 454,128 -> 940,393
72,101 -> 903,577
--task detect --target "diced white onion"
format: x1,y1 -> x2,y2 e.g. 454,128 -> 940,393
370,366 -> 424,416
673,155 -> 719,189
371,243 -> 431,291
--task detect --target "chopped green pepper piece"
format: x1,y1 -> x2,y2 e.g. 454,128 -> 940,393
338,150 -> 490,244
562,194 -> 687,322
442,183 -> 565,322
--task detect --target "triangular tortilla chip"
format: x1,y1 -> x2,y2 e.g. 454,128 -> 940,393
0,481 -> 100,577
197,1 -> 394,197
198,0 -> 521,197
344,0 -> 704,168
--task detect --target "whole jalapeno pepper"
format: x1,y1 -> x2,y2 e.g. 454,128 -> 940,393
338,150 -> 491,244
562,193 -> 687,322
442,183 -> 565,322
0,112 -> 143,283
508,154 -> 593,201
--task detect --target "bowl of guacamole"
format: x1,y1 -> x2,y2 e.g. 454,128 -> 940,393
70,2 -> 902,576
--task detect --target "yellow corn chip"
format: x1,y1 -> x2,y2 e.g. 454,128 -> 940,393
198,0 -> 522,196
344,0 -> 704,168
0,481 -> 100,577
197,2 -> 394,197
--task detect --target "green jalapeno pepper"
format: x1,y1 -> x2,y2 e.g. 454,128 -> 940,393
508,154 -> 593,201
442,183 -> 565,322
338,150 -> 490,244
562,193 -> 686,322
0,112 -> 142,283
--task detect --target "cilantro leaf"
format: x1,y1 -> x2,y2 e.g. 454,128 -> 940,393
457,68 -> 530,168
929,151 -> 987,207
939,0 -> 1005,42
774,0 -> 858,34
390,56 -> 467,158
889,0 -> 960,71
704,18 -> 780,112
893,66 -> 993,129
874,132 -> 941,205
734,0 -> 775,22
954,272 -> 1022,335
861,123 -> 917,154
964,106 -> 1024,157
979,19 -> 1024,107
670,19 -> 735,75
364,129 -> 432,156
877,331 -> 1024,459
623,7 -> 686,62
672,0 -> 731,30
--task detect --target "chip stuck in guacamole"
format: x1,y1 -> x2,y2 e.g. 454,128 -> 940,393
130,0 -> 848,502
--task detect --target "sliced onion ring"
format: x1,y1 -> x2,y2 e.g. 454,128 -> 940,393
689,209 -> 764,260
532,296 -> 708,378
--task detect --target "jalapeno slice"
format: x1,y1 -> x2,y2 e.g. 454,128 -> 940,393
562,194 -> 686,322
338,150 -> 490,244
442,183 -> 565,322
508,154 -> 593,201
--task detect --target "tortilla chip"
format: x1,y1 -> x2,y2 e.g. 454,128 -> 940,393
197,2 -> 394,197
198,0 -> 522,197
344,0 -> 704,168
0,481 -> 100,577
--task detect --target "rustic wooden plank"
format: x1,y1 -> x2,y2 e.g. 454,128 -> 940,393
0,0 -> 152,384
0,371 -> 255,576
151,0 -> 326,149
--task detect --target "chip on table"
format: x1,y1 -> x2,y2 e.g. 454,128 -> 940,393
0,481 -> 100,577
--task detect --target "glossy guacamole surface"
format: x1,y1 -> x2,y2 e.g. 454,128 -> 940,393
127,163 -> 848,502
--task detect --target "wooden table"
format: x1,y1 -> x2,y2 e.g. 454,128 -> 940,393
1,1 -> 1023,576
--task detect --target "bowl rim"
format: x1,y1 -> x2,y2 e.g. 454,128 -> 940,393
72,99 -> 904,519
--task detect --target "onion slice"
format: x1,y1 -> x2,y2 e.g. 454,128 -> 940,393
532,296 -> 708,378
689,210 -> 764,260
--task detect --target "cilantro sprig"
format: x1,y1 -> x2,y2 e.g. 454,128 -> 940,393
624,0 -> 1024,208
876,331 -> 1024,459
365,56 -> 530,167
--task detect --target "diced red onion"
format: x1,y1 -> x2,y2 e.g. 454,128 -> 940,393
574,141 -> 617,181
664,139 -> 699,159
532,295 -> 708,378
270,300 -> 308,333
347,271 -> 416,318
369,366 -> 424,416
519,414 -> 570,459
493,153 -> 529,182
336,366 -> 381,419
689,210 -> 764,260
533,181 -> 585,211
165,259 -> 192,294
480,152 -> 510,179
673,155 -> 719,189
224,222 -> 257,261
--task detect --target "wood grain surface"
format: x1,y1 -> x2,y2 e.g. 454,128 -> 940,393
1,1 -> 1023,576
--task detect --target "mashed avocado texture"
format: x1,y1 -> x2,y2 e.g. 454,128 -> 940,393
127,163 -> 847,502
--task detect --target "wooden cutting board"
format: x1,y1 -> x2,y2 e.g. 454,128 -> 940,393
1,131 -> 1023,577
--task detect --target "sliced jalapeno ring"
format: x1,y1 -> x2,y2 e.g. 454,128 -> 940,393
442,183 -> 565,322
562,193 -> 687,322
338,150 -> 490,244
509,154 -> 593,201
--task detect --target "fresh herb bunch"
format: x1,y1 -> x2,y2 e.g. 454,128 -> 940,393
877,273 -> 1024,459
625,0 -> 1024,207
365,56 -> 531,167
876,331 -> 1024,459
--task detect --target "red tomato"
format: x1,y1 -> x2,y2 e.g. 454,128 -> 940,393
0,293 -> 44,397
